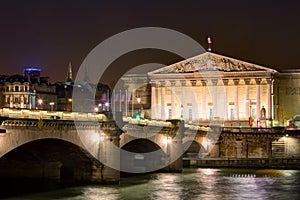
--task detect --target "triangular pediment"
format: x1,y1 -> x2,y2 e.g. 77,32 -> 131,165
148,52 -> 276,75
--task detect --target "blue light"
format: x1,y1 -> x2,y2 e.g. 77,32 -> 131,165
24,67 -> 41,71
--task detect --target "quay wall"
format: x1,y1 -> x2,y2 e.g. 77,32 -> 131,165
183,158 -> 300,169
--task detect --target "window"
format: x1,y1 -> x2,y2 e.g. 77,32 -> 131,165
209,108 -> 213,120
25,86 -> 28,92
189,108 -> 193,121
168,108 -> 172,119
15,97 -> 19,103
230,108 -> 235,120
15,86 -> 19,92
6,87 -> 9,92
251,108 -> 256,119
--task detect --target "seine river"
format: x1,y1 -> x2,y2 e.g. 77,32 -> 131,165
3,168 -> 300,200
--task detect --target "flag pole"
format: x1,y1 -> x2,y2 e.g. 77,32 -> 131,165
207,36 -> 212,52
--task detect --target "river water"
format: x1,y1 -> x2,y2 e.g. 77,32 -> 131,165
3,168 -> 300,200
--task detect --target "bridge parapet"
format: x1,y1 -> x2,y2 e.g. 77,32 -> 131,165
0,108 -> 107,122
0,118 -> 101,130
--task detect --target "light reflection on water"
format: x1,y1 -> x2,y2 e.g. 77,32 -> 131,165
4,168 -> 300,200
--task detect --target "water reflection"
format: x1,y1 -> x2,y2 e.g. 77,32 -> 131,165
151,174 -> 184,200
4,168 -> 300,200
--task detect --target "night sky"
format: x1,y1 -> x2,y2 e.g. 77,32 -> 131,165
1,0 -> 300,85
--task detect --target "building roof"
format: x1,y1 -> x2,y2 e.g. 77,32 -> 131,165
5,74 -> 29,83
148,52 -> 276,75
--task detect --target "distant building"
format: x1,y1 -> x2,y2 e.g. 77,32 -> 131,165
0,67 -> 56,110
55,62 -> 110,112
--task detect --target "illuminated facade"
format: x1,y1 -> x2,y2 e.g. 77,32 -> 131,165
147,52 -> 276,127
122,52 -> 300,127
273,70 -> 300,126
0,71 -> 56,110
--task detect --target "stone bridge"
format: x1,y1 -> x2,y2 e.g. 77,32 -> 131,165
0,109 -> 299,186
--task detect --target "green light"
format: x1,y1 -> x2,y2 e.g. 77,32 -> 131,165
135,113 -> 141,120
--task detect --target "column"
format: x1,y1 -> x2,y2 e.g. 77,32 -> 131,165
244,78 -> 250,118
266,78 -> 272,119
112,89 -> 116,115
211,79 -> 218,119
222,79 -> 229,120
233,79 -> 240,120
170,80 -> 176,119
20,95 -> 24,108
161,81 -> 166,120
255,78 -> 262,120
125,89 -> 128,116
201,80 -> 207,120
128,85 -> 134,117
190,80 -> 197,121
10,95 -> 13,108
180,80 -> 186,120
151,83 -> 157,119
119,90 -> 122,112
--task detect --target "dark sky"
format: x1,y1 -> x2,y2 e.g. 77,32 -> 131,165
1,0 -> 300,85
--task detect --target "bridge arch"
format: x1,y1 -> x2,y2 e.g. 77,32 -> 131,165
0,138 -> 103,195
183,140 -> 207,159
120,138 -> 167,173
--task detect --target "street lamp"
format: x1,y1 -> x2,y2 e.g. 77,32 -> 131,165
105,102 -> 109,111
137,97 -> 141,106
37,99 -> 43,110
137,96 -> 141,114
98,103 -> 102,112
49,102 -> 55,111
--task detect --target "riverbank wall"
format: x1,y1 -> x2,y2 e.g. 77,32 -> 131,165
183,158 -> 300,169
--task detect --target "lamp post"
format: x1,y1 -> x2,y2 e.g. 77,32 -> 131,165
37,98 -> 43,110
67,98 -> 72,112
137,96 -> 141,113
49,102 -> 55,111
105,102 -> 109,111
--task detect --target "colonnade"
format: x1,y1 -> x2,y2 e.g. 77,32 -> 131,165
150,77 -> 273,122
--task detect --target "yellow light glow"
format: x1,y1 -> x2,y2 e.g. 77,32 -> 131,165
163,137 -> 172,144
38,99 -> 43,105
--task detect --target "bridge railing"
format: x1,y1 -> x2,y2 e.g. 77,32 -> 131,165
222,126 -> 286,134
0,107 -> 107,122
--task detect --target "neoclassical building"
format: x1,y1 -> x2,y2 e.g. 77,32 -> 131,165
147,52 -> 275,126
120,52 -> 300,127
